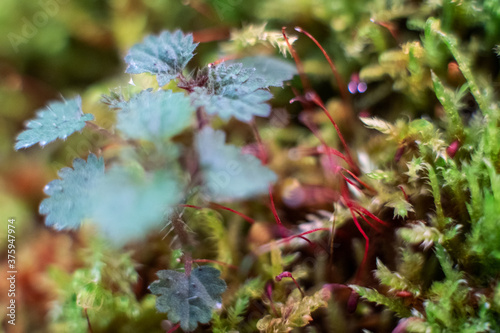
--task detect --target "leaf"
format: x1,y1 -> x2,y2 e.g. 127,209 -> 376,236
15,96 -> 94,150
431,71 -> 467,136
39,154 -> 104,230
195,127 -> 277,201
256,288 -> 330,332
434,244 -> 462,282
385,195 -> 414,219
349,285 -> 412,318
375,259 -> 420,295
227,296 -> 250,327
115,89 -> 194,142
427,18 -> 494,116
398,222 -> 443,249
191,63 -> 274,122
125,30 -> 198,86
405,157 -> 426,183
90,166 -> 182,245
227,56 -> 297,87
149,266 -> 227,331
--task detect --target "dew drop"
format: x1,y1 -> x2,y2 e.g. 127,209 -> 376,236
357,82 -> 367,93
348,81 -> 358,94
40,141 -> 47,147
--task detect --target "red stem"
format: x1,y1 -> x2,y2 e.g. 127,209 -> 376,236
319,146 -> 350,163
348,208 -> 369,283
265,283 -> 279,317
268,185 -> 284,227
341,169 -> 377,193
295,26 -> 349,102
179,204 -> 256,224
191,259 -> 238,270
85,308 -> 93,333
250,123 -> 287,233
342,173 -> 362,189
282,27 -> 311,92
167,323 -> 180,333
276,271 -> 305,297
350,204 -> 389,227
309,94 -> 359,174
179,204 -> 203,209
398,185 -> 409,202
352,208 -> 381,232
283,28 -> 358,175
274,228 -> 329,246
210,203 -> 256,224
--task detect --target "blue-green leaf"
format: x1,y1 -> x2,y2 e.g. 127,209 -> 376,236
191,63 -> 273,123
196,127 -> 277,201
115,89 -> 194,142
149,266 -> 227,331
15,96 -> 93,150
125,30 -> 198,87
227,56 -> 297,87
39,154 -> 104,230
90,166 -> 182,244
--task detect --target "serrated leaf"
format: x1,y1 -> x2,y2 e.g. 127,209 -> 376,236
349,285 -> 411,318
434,244 -> 462,281
405,157 -> 426,183
191,63 -> 273,123
431,71 -> 467,135
125,30 -> 198,86
115,89 -> 194,142
227,296 -> 250,327
385,195 -> 414,219
90,166 -> 182,244
39,154 -> 104,230
15,96 -> 93,150
227,56 -> 297,87
149,266 -> 227,331
196,127 -> 277,201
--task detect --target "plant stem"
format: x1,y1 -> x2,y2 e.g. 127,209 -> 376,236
282,27 -> 311,92
85,121 -> 126,144
329,212 -> 337,267
348,208 -> 369,284
84,308 -> 93,333
191,259 -> 238,270
276,271 -> 305,297
179,203 -> 256,224
171,214 -> 193,276
295,27 -> 350,103
273,228 -> 329,246
167,323 -> 180,333
210,203 -> 256,224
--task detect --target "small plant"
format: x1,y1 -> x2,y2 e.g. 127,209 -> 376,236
16,28 -> 299,331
